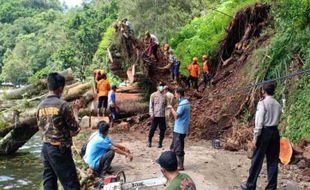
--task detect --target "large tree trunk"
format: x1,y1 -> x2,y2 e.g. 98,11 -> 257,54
3,69 -> 75,100
0,117 -> 38,155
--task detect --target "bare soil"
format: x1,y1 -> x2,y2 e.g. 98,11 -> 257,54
75,128 -> 309,190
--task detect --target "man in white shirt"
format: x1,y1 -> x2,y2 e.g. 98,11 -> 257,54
241,82 -> 282,190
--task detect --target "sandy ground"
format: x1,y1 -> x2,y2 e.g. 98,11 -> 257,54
92,130 -> 309,190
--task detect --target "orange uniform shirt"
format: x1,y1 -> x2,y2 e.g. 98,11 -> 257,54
97,79 -> 110,97
187,63 -> 200,78
203,60 -> 209,73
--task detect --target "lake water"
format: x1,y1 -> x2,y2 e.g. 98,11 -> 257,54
0,133 -> 42,190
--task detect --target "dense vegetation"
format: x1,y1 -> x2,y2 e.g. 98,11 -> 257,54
0,0 -> 308,142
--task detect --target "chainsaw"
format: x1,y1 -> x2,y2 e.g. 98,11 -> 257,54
97,171 -> 167,190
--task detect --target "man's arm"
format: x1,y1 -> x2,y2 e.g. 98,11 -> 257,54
111,144 -> 133,161
63,102 -> 81,136
149,94 -> 154,118
253,101 -> 265,147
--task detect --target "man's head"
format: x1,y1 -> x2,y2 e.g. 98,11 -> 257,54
111,85 -> 117,91
262,82 -> 276,96
100,73 -> 107,80
163,43 -> 170,51
158,82 -> 166,93
202,55 -> 208,61
192,57 -> 198,64
174,87 -> 185,99
163,85 -> 169,93
98,121 -> 110,136
145,31 -> 150,38
47,73 -> 65,96
157,151 -> 178,178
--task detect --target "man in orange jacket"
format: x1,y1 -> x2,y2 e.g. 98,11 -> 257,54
97,73 -> 110,116
187,57 -> 200,90
202,55 -> 210,88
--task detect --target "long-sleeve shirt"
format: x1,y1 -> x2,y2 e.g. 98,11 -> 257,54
254,96 -> 282,141
149,91 -> 167,117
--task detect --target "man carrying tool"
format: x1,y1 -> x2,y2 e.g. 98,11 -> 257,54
148,82 -> 168,148
84,121 -> 133,177
37,73 -> 81,190
145,31 -> 160,62
97,73 -> 110,116
167,87 -> 190,171
187,57 -> 200,90
164,86 -> 175,131
157,151 -> 196,190
202,55 -> 210,88
241,82 -> 282,190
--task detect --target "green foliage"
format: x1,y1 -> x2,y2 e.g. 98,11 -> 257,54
247,0 -> 310,142
170,0 -> 262,74
118,0 -> 206,42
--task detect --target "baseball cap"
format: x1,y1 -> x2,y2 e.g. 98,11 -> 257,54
156,151 -> 178,172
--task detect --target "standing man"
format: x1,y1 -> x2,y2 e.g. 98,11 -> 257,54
167,87 -> 190,171
164,86 -> 175,131
157,151 -> 196,190
187,57 -> 200,90
202,55 -> 210,88
97,73 -> 110,116
241,82 -> 282,190
37,73 -> 81,190
108,85 -> 119,126
145,31 -> 160,62
148,82 -> 167,148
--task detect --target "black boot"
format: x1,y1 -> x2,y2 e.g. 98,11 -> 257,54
177,156 -> 184,171
147,138 -> 152,148
158,137 -> 163,148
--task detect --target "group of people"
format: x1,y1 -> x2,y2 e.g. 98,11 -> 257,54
36,26 -> 282,189
94,69 -> 118,123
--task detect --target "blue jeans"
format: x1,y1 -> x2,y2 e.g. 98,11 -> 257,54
42,143 -> 80,190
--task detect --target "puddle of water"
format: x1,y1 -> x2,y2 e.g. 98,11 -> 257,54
0,132 -> 42,190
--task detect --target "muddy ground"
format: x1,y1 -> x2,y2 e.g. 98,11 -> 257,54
75,128 -> 309,190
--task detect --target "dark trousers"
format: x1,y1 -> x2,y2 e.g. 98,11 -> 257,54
148,117 -> 166,144
203,72 -> 210,87
246,127 -> 280,190
188,76 -> 198,89
98,96 -> 108,109
170,132 -> 186,156
97,150 -> 115,176
42,143 -> 80,190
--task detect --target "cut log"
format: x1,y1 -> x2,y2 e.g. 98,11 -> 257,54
3,69 -> 75,100
279,138 -> 293,165
0,117 -> 38,155
64,82 -> 92,101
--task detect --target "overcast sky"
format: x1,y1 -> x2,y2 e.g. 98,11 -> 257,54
60,0 -> 83,8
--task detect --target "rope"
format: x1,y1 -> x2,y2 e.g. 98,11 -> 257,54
180,68 -> 310,106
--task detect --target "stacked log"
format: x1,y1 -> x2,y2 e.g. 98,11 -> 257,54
0,69 -> 95,155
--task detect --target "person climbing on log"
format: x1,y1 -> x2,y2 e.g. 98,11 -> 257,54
145,31 -> 159,62
37,72 -> 81,190
187,57 -> 200,90
202,55 -> 210,88
241,82 -> 282,190
171,54 -> 181,83
121,18 -> 134,37
167,87 -> 190,171
84,121 -> 133,178
97,73 -> 110,117
156,151 -> 196,190
108,85 -> 119,127
148,82 -> 168,148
